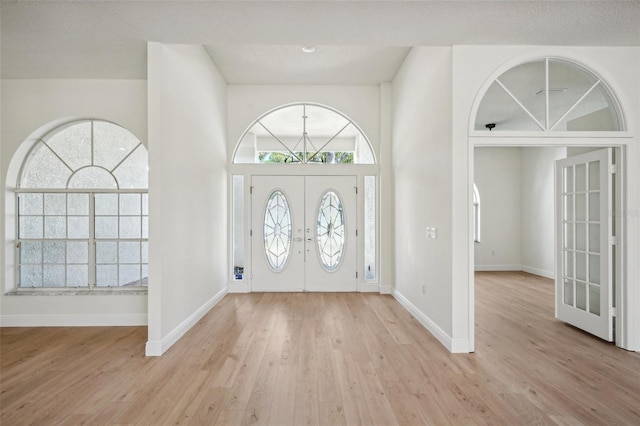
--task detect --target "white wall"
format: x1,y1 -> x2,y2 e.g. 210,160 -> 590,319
391,47 -> 455,349
520,147 -> 566,278
146,43 -> 227,355
1,79 -> 148,326
474,148 -> 522,270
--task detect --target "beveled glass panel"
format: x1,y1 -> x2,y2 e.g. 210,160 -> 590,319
93,121 -> 140,170
20,241 -> 42,264
565,167 -> 574,193
576,223 -> 586,251
564,194 -> 574,221
475,81 -> 541,131
43,265 -> 65,287
67,242 -> 88,264
263,190 -> 292,271
576,193 -> 586,221
96,265 -> 118,287
563,279 -> 574,306
44,216 -> 66,238
120,265 -> 141,286
43,241 -> 65,264
21,265 -> 42,287
95,217 -> 118,239
68,167 -> 118,189
119,242 -> 140,263
576,253 -> 586,281
44,193 -> 66,215
589,224 -> 600,253
564,250 -> 574,278
317,191 -> 346,271
564,223 -> 574,250
589,254 -> 600,284
119,217 -> 141,239
96,242 -> 118,263
20,193 -> 43,215
45,121 -> 92,171
589,192 -> 600,221
67,217 -> 89,239
67,194 -> 89,215
589,285 -> 601,316
112,145 -> 148,189
120,193 -> 141,215
95,193 -> 118,215
19,216 -> 43,239
576,281 -> 587,311
67,265 -> 88,287
575,164 -> 586,192
21,143 -> 72,188
588,161 -> 600,190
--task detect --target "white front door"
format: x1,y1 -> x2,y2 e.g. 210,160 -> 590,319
251,175 -> 357,292
555,148 -> 614,341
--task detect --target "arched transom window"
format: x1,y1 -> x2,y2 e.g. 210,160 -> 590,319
16,119 -> 148,290
233,103 -> 375,164
475,58 -> 623,132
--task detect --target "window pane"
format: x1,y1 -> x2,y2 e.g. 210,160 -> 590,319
120,217 -> 141,239
559,84 -> 621,131
497,60 -> 546,126
67,242 -> 88,264
93,121 -> 140,170
589,285 -> 601,316
576,281 -> 587,311
68,167 -> 118,189
588,161 -> 600,190
142,193 -> 148,215
44,193 -> 66,215
19,216 -> 43,239
141,264 -> 149,287
95,217 -> 118,239
119,242 -> 140,263
142,217 -> 149,239
21,143 -> 72,188
96,265 -> 118,287
43,241 -> 65,264
589,254 -> 600,284
20,241 -> 42,264
475,81 -> 541,131
119,194 -> 141,215
563,279 -> 574,306
19,193 -> 43,215
364,176 -> 376,281
141,242 -> 148,263
113,145 -> 148,189
44,216 -> 66,238
67,265 -> 88,287
120,265 -> 141,286
96,241 -> 118,264
68,194 -> 89,215
43,265 -> 65,287
589,192 -> 600,221
21,265 -> 42,287
95,193 -> 118,215
45,121 -> 92,171
589,224 -> 600,254
68,217 -> 89,239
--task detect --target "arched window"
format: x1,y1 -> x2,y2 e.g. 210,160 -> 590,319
233,103 -> 375,164
475,58 -> 624,132
15,119 -> 148,290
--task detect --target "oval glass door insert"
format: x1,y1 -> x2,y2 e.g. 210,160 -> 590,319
316,191 -> 345,271
264,190 -> 292,271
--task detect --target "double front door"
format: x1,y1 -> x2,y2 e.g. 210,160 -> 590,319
251,175 -> 357,292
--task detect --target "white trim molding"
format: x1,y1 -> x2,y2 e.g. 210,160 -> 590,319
474,264 -> 522,272
0,314 -> 147,327
392,288 -> 470,354
379,285 -> 392,294
521,265 -> 554,280
145,286 -> 228,356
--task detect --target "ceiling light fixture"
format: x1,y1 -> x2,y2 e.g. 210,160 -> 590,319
301,46 -> 316,53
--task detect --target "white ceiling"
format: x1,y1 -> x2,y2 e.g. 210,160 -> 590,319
2,1 -> 640,84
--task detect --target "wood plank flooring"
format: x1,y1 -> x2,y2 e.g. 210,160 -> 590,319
2,271 -> 640,425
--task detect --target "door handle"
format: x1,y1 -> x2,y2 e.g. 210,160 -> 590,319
306,238 -> 314,242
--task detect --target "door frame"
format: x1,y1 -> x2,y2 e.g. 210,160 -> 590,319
469,138 -> 626,351
228,164 -> 380,294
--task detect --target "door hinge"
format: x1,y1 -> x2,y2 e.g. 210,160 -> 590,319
610,307 -> 618,317
356,271 -> 358,279
356,229 -> 358,237
250,229 -> 253,237
609,164 -> 618,174
355,186 -> 358,194
609,236 -> 618,245
250,186 -> 254,194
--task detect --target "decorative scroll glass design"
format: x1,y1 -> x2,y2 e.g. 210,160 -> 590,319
364,176 -> 376,281
316,191 -> 345,271
234,103 -> 375,164
263,190 -> 292,271
475,58 -> 623,132
16,120 -> 148,289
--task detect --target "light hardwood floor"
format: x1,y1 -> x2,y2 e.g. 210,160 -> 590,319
2,271 -> 640,425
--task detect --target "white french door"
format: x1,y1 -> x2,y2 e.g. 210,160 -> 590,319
555,148 -> 614,341
250,175 -> 357,292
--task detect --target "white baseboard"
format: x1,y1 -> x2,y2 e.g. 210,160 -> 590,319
391,289 -> 470,354
0,314 -> 147,327
521,265 -> 554,279
357,283 -> 379,292
474,264 -> 522,272
228,281 -> 250,293
145,286 -> 228,356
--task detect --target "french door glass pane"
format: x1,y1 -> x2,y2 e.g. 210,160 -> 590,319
564,279 -> 574,306
576,282 -> 587,311
589,285 -> 601,315
575,193 -> 586,221
575,164 -> 586,192
589,224 -> 600,253
589,254 -> 600,284
588,161 -> 600,190
589,193 -> 600,221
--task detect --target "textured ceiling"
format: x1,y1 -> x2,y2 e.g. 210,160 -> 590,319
2,1 -> 639,83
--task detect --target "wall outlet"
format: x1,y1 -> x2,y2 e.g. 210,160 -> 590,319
426,226 -> 438,239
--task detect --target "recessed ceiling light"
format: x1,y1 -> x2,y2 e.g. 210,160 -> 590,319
301,46 -> 316,53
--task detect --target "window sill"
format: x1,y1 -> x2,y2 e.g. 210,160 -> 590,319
4,288 -> 148,296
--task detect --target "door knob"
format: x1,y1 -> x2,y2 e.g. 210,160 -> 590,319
306,238 -> 314,242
